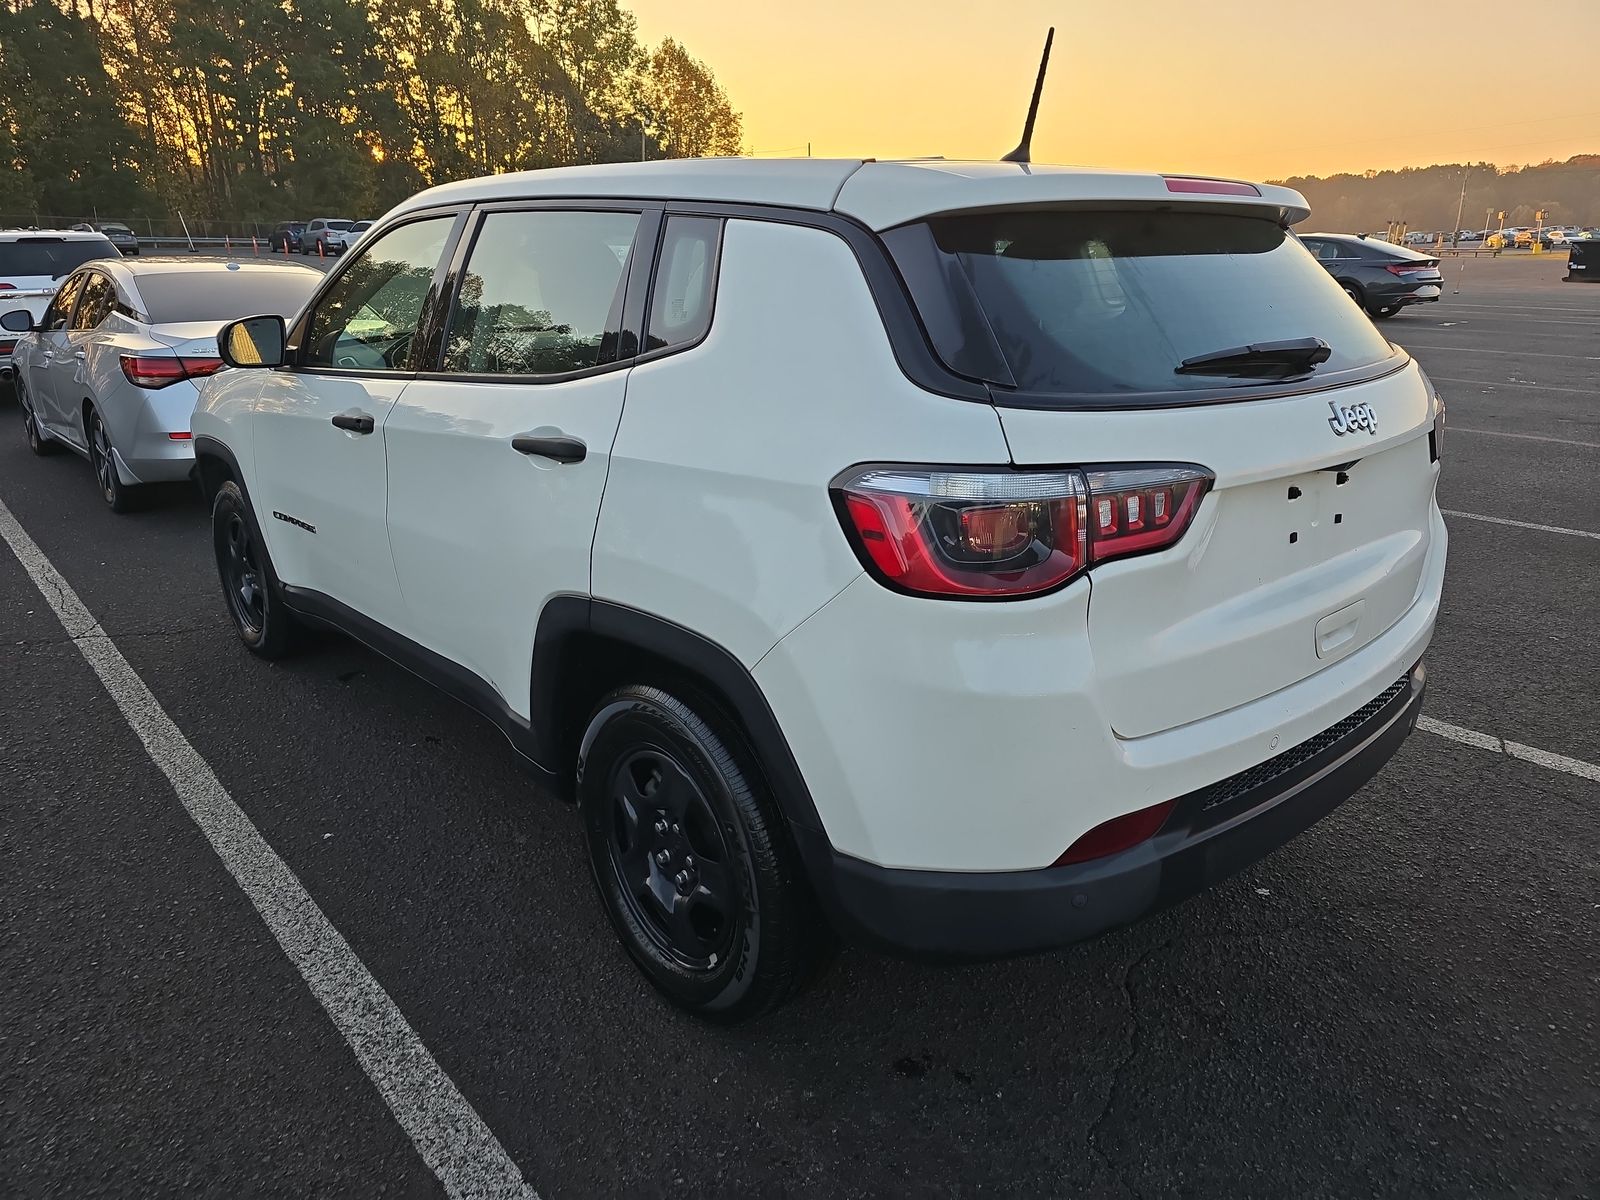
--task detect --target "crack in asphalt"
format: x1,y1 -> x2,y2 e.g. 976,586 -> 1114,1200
1086,936 -> 1177,1200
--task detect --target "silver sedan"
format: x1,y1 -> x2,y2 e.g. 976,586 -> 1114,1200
3,257 -> 321,511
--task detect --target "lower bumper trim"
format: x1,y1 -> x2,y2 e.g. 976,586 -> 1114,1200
796,659 -> 1426,961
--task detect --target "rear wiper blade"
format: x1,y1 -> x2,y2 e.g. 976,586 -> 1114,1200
1176,337 -> 1332,377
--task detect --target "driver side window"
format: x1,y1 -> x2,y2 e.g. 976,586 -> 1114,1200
301,217 -> 453,372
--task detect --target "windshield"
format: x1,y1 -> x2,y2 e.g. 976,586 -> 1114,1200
886,209 -> 1398,400
102,225 -> 134,235
136,270 -> 319,323
0,237 -> 120,279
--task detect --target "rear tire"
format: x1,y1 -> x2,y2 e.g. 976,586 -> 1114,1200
1370,305 -> 1402,319
211,480 -> 299,658
86,405 -> 138,512
578,684 -> 830,1023
18,379 -> 61,457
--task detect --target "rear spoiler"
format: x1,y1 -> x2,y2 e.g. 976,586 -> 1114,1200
834,162 -> 1311,231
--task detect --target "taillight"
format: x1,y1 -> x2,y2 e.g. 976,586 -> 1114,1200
119,354 -> 225,388
0,339 -> 15,355
1386,261 -> 1434,275
832,463 -> 1211,600
0,282 -> 14,291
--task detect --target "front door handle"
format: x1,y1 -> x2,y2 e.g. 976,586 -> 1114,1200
74,351 -> 86,361
331,410 -> 375,434
511,434 -> 586,463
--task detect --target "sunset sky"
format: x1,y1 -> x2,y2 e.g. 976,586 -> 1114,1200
627,0 -> 1599,181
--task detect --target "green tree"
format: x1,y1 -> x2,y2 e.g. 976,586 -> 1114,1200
639,36 -> 742,159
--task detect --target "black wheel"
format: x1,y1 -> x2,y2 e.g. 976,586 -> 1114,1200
578,685 -> 830,1023
211,480 -> 298,657
1370,305 -> 1402,319
86,405 -> 137,512
1339,280 -> 1364,306
17,378 -> 61,457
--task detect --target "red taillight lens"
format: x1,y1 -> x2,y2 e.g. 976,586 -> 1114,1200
168,431 -> 192,441
1084,467 -> 1211,562
1386,262 -> 1433,275
0,339 -> 15,355
0,282 -> 15,291
833,464 -> 1211,599
836,468 -> 1087,598
119,354 -> 225,388
1054,799 -> 1177,865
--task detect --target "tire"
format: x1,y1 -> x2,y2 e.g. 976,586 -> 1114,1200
1370,305 -> 1402,319
17,378 -> 61,457
1339,280 -> 1364,306
578,684 -> 830,1023
86,404 -> 137,512
211,480 -> 299,658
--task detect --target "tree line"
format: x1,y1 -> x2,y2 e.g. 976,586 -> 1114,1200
0,0 -> 743,224
1277,155 -> 1600,235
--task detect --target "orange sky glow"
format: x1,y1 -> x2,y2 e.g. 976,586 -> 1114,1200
626,0 -> 1599,181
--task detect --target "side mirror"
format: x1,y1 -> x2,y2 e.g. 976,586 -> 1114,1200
218,315 -> 287,369
0,309 -> 37,333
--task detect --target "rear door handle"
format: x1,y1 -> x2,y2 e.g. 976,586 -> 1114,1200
331,410 -> 375,434
73,351 -> 86,361
511,434 -> 586,463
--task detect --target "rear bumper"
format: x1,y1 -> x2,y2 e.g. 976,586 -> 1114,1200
797,659 -> 1426,960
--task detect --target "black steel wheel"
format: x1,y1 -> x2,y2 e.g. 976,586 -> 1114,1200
211,480 -> 298,657
86,406 -> 136,512
18,379 -> 61,457
579,685 -> 831,1023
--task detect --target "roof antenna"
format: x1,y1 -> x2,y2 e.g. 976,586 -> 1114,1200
1002,27 -> 1054,165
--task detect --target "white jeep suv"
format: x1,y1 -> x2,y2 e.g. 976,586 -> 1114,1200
194,159 -> 1446,1022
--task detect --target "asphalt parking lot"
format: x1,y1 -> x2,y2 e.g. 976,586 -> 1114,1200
2,253 -> 1597,1199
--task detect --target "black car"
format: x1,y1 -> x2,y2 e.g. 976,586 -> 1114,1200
1298,233 -> 1443,319
96,223 -> 140,255
268,222 -> 307,252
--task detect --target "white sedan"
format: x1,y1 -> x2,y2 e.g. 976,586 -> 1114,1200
3,257 -> 321,511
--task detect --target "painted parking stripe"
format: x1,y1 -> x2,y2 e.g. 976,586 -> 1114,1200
1418,717 -> 1600,785
1398,343 -> 1600,362
1441,509 -> 1600,542
1428,375 -> 1599,398
1446,426 -> 1600,450
0,496 -> 538,1200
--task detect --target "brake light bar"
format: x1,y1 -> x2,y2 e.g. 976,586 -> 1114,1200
1163,176 -> 1262,197
833,463 -> 1213,600
119,354 -> 226,389
1386,262 -> 1435,275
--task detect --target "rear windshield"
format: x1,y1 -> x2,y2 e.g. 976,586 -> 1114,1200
886,210 -> 1398,401
136,271 -> 318,323
324,220 -> 354,231
0,237 -> 119,279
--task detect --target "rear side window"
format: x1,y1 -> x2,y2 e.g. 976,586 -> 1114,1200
443,209 -> 640,377
42,272 -> 88,330
887,210 -> 1398,401
646,216 -> 721,354
71,273 -> 117,330
0,236 -> 118,279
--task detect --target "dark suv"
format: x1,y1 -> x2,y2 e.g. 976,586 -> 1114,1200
269,222 -> 307,253
1298,233 -> 1443,319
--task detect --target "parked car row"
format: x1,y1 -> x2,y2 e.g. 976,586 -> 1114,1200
268,218 -> 374,255
3,160 -> 1447,1024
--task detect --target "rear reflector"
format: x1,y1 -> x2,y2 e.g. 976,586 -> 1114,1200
168,431 -> 192,440
1163,176 -> 1262,197
1055,799 -> 1177,865
0,339 -> 15,355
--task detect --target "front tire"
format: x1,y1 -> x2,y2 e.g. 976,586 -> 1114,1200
86,405 -> 137,512
18,379 -> 61,457
578,685 -> 829,1023
211,480 -> 299,658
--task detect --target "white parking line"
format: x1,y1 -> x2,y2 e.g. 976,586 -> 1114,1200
1429,375 -> 1599,397
1442,509 -> 1600,542
1418,717 -> 1600,785
1399,344 -> 1600,362
0,496 -> 538,1200
1448,426 -> 1600,450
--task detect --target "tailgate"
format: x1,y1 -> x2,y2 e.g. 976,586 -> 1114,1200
1000,365 -> 1440,737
